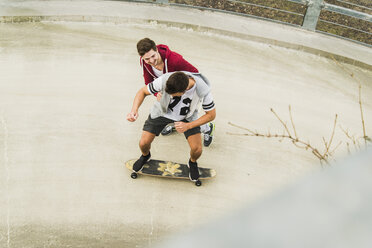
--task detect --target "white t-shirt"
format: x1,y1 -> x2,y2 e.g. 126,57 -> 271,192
151,66 -> 163,78
147,77 -> 215,121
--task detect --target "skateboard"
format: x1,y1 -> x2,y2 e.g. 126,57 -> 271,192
125,159 -> 216,186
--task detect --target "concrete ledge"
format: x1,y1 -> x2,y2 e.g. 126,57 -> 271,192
0,0 -> 371,69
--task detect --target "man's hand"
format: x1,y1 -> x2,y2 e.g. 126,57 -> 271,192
175,121 -> 190,133
127,86 -> 151,122
156,92 -> 162,102
127,111 -> 138,122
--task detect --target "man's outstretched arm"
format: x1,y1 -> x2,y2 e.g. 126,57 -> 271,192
126,86 -> 151,122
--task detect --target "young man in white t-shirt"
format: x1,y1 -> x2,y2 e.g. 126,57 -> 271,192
127,71 -> 216,181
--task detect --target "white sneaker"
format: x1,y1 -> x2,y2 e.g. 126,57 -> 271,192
203,122 -> 215,147
161,124 -> 175,136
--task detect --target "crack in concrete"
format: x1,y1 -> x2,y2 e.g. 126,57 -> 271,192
149,215 -> 154,247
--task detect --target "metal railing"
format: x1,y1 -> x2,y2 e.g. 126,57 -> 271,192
115,0 -> 371,47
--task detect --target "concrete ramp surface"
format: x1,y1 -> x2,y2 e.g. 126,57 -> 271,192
0,1 -> 371,247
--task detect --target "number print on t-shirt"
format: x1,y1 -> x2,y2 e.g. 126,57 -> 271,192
168,96 -> 181,112
180,98 -> 191,115
168,97 -> 191,116
163,84 -> 197,121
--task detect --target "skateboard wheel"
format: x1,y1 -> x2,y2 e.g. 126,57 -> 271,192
195,180 -> 202,187
131,172 -> 138,179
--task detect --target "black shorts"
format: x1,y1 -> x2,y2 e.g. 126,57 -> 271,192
143,115 -> 200,139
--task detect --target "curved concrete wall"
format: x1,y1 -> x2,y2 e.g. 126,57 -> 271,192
0,1 -> 371,247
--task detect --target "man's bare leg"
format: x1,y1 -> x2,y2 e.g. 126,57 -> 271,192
139,131 -> 156,156
186,133 -> 202,181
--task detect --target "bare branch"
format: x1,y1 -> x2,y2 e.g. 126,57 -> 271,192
226,132 -> 257,137
289,105 -> 298,139
346,142 -> 351,155
271,108 -> 292,137
330,141 -> 342,156
322,137 -> 328,152
359,85 -> 367,147
228,119 -> 329,164
324,114 -> 338,155
227,82 -> 369,166
340,125 -> 358,146
331,55 -> 368,148
228,122 -> 256,135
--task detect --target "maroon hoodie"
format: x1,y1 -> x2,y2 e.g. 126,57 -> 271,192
140,44 -> 198,86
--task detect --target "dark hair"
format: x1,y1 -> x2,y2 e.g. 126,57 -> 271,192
165,72 -> 189,94
137,38 -> 157,56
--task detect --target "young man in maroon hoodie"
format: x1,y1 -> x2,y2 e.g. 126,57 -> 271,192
136,38 -> 215,147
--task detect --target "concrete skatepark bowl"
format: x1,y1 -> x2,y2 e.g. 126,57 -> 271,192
0,1 -> 371,247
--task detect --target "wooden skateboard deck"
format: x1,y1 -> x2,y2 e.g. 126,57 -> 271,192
125,159 -> 216,186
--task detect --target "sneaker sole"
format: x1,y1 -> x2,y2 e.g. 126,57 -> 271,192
203,123 -> 215,147
209,123 -> 215,136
